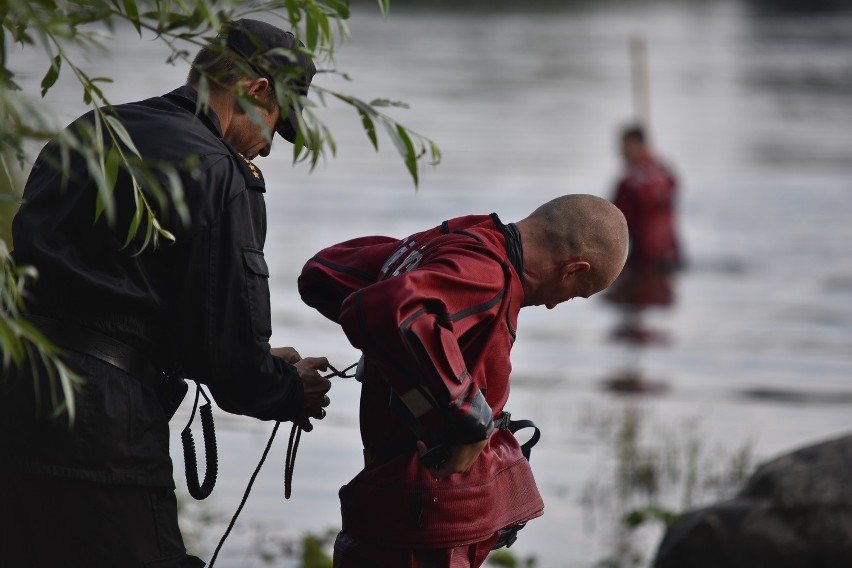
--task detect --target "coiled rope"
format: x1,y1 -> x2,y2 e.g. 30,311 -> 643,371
182,383 -> 218,500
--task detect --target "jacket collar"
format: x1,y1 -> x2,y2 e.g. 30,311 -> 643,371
490,213 -> 524,279
162,85 -> 223,138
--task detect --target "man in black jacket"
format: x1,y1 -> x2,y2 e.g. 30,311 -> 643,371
0,19 -> 330,567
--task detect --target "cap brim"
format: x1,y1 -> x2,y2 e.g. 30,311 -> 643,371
276,108 -> 300,144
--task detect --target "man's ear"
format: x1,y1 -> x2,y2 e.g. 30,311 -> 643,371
245,77 -> 271,98
560,261 -> 590,280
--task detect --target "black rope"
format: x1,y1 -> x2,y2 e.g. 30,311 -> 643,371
207,361 -> 356,566
182,384 -> 218,500
208,420 -> 280,567
281,362 -> 356,499
284,421 -> 302,499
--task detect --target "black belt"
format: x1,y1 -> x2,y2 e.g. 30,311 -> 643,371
27,314 -> 160,380
29,315 -> 214,497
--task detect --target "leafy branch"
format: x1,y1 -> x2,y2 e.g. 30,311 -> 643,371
5,0 -> 439,226
1,0 -> 440,416
0,240 -> 81,423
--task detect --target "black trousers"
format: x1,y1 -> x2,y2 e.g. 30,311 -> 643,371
0,472 -> 204,568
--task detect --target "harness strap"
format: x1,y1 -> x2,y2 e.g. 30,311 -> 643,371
363,411 -> 541,466
499,412 -> 541,461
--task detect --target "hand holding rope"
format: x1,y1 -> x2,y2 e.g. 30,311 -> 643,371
208,360 -> 357,567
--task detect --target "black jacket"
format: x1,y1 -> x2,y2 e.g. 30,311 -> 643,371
3,86 -> 303,486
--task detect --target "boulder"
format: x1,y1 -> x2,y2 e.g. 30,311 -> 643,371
653,433 -> 852,568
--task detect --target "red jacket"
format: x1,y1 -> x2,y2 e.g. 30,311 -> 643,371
613,156 -> 681,269
299,214 -> 543,547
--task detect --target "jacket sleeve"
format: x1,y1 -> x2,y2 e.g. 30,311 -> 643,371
298,236 -> 401,323
337,241 -> 502,444
167,155 -> 302,422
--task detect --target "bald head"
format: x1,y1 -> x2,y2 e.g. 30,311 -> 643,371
517,194 -> 628,298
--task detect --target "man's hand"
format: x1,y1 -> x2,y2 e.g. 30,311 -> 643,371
293,356 -> 330,432
271,349 -> 330,431
271,346 -> 302,364
416,438 -> 489,479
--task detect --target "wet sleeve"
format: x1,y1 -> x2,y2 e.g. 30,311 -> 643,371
298,236 -> 401,322
169,157 -> 302,422
337,248 -> 502,443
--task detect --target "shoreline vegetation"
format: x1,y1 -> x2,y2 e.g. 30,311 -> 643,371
173,408 -> 754,568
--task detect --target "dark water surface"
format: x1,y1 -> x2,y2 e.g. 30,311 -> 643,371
8,1 -> 852,566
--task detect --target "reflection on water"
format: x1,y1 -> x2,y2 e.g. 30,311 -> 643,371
603,266 -> 680,395
6,1 -> 852,566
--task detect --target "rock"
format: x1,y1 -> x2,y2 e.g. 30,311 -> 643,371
653,433 -> 852,568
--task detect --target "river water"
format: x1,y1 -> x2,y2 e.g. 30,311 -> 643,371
7,1 -> 852,566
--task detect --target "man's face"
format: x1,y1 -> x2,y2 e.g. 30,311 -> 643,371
525,261 -> 599,310
228,99 -> 279,160
622,138 -> 645,164
542,275 -> 596,310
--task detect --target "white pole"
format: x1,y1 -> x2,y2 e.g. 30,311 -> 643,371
630,36 -> 651,130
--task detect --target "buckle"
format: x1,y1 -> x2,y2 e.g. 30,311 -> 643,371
494,411 -> 511,430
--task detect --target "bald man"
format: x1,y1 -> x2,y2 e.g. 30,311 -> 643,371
299,194 -> 627,568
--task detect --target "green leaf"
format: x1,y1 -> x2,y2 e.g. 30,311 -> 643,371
93,110 -> 105,160
122,189 -> 142,249
104,145 -> 120,193
369,98 -> 410,109
292,129 -> 306,163
318,11 -> 331,43
195,1 -> 217,29
81,72 -> 105,106
88,153 -> 115,224
40,54 -> 61,98
104,115 -> 141,157
123,0 -> 141,36
377,0 -> 390,16
383,121 -> 418,186
0,317 -> 24,366
285,0 -> 302,28
152,215 -> 175,243
428,140 -> 442,166
164,168 -> 189,226
306,9 -> 319,51
326,0 -> 351,19
357,109 -> 378,151
0,153 -> 20,200
158,228 -> 176,243
195,75 -> 210,116
94,192 -> 105,222
336,94 -> 373,115
396,124 -> 418,186
140,213 -> 154,251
